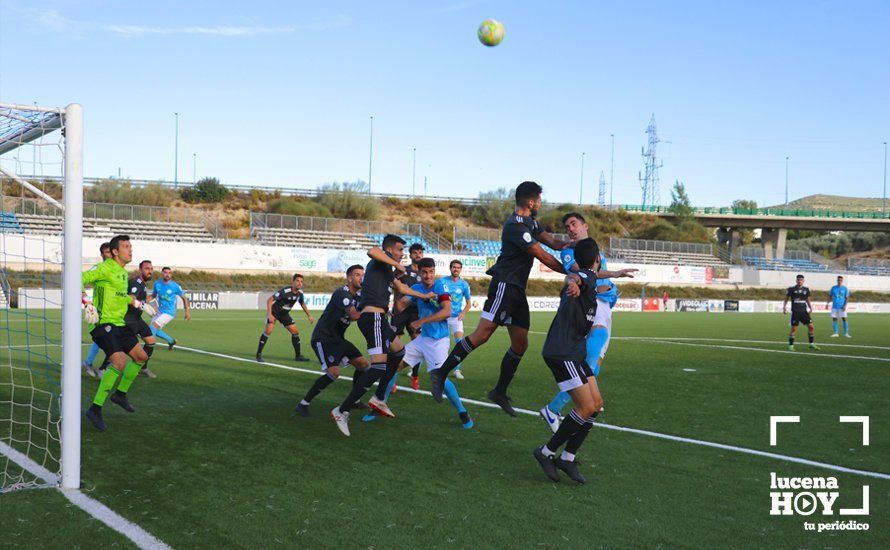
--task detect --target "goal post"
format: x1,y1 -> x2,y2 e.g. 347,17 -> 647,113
0,102 -> 82,492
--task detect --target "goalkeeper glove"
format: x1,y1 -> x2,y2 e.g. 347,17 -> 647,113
134,299 -> 157,317
83,303 -> 99,324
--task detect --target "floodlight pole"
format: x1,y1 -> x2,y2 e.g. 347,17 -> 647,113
881,141 -> 887,217
193,153 -> 197,184
368,116 -> 374,194
609,134 -> 615,209
579,152 -> 585,205
412,147 -> 416,196
174,112 -> 179,189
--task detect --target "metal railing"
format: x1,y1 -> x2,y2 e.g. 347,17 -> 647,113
610,237 -> 716,256
618,204 -> 889,220
3,196 -> 227,239
739,246 -> 812,261
249,212 -> 453,252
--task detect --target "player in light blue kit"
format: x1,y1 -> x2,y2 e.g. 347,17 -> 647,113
440,259 -> 472,382
540,212 -> 618,433
150,267 -> 191,349
364,257 -> 473,429
827,275 -> 851,338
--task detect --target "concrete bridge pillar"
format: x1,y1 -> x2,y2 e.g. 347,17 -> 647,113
761,228 -> 787,259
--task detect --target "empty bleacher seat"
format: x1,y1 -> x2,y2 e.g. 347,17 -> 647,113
12,213 -> 215,243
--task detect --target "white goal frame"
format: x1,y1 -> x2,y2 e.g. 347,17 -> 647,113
0,102 -> 83,489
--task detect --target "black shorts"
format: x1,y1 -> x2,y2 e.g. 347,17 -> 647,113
357,312 -> 395,356
790,310 -> 812,326
125,316 -> 153,339
480,280 -> 530,330
312,339 -> 363,369
544,356 -> 594,393
391,307 -> 419,337
91,323 -> 140,357
269,308 -> 295,328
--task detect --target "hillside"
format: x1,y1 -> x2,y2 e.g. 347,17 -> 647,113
771,194 -> 886,212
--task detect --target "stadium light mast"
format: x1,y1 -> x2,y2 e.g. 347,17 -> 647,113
785,156 -> 789,206
609,133 -> 615,209
193,153 -> 197,184
174,112 -> 179,189
598,170 -> 607,207
579,152 -> 585,205
412,147 -> 416,196
368,115 -> 374,194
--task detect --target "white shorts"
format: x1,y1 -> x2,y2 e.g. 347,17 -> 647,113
447,317 -> 464,336
593,299 -> 613,359
403,336 -> 450,372
830,308 -> 847,319
151,313 -> 174,328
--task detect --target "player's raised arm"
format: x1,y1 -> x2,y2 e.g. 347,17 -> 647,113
537,232 -> 568,251
393,277 -> 435,300
526,242 -> 567,274
596,267 -> 638,279
368,247 -> 407,275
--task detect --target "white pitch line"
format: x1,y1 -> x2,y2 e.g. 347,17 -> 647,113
630,339 -> 890,363
611,336 -> 890,352
0,441 -> 170,549
177,345 -> 890,481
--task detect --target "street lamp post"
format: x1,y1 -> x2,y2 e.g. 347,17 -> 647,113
579,152 -> 585,205
609,134 -> 615,209
784,156 -> 789,206
193,153 -> 197,184
412,147 -> 416,196
368,116 -> 374,194
174,112 -> 179,189
883,142 -> 887,217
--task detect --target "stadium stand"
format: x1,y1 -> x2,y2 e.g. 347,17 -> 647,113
848,258 -> 890,277
250,212 -> 446,253
1,211 -> 23,233
1,209 -> 216,242
608,238 -> 730,268
741,256 -> 828,272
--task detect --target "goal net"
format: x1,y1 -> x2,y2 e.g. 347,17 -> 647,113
0,102 -> 83,492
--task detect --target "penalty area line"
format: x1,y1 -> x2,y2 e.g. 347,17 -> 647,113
625,338 -> 890,363
177,345 -> 890,481
0,441 -> 170,550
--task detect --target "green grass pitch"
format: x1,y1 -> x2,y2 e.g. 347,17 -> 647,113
2,310 -> 889,548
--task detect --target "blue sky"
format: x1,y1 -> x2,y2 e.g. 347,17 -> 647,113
1,0 -> 888,207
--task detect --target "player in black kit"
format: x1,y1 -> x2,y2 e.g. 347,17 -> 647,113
391,242 -> 424,339
329,235 -> 435,437
783,273 -> 819,351
533,238 -> 603,485
429,181 -> 635,415
295,265 -> 370,416
125,260 -> 159,378
256,274 -> 315,362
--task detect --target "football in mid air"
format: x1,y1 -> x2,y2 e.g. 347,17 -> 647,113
477,19 -> 505,47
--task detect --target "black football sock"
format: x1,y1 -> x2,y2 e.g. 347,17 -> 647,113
257,334 -> 269,356
411,363 -> 420,378
143,343 -> 155,362
808,332 -> 815,344
375,348 -> 406,400
564,415 -> 596,456
788,335 -> 794,346
493,348 -> 523,395
303,372 -> 336,403
340,363 -> 385,412
438,337 -> 477,377
291,334 -> 302,357
543,410 -> 586,455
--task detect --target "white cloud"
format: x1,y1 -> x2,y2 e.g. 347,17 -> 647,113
107,25 -> 295,37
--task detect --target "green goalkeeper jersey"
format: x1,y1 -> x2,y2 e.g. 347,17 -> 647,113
82,258 -> 130,326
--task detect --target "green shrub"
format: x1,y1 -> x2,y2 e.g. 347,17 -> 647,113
267,198 -> 332,217
469,187 -> 514,228
180,177 -> 230,203
85,179 -> 177,206
316,181 -> 379,219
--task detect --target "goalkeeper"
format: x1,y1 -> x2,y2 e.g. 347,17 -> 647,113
81,235 -> 156,431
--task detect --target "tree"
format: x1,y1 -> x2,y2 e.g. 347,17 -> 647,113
731,199 -> 758,244
181,177 -> 230,203
732,199 -> 758,213
469,187 -> 515,228
668,180 -> 693,219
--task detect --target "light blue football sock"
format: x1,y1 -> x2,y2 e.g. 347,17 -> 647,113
383,373 -> 397,401
832,320 -> 838,333
548,392 -> 571,415
444,379 -> 466,413
843,319 -> 849,334
85,342 -> 101,365
151,326 -> 175,344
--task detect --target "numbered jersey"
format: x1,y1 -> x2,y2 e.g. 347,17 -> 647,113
542,269 -> 599,361
312,286 -> 359,342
